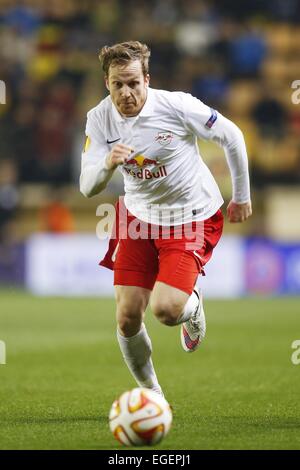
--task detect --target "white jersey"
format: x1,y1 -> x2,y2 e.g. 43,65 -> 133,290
80,87 -> 250,226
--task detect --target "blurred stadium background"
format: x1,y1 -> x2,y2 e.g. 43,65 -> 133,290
1,0 -> 300,297
1,0 -> 300,451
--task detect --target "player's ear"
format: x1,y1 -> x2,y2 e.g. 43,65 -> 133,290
145,74 -> 150,87
105,76 -> 110,92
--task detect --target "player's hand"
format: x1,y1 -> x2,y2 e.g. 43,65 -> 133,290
105,144 -> 134,170
227,200 -> 252,223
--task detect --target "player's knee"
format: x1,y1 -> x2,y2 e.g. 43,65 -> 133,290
117,314 -> 142,337
151,300 -> 182,326
117,304 -> 143,337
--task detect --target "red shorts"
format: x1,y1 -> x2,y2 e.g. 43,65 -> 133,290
100,200 -> 224,295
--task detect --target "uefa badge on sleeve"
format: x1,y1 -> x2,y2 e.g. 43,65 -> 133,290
205,108 -> 218,129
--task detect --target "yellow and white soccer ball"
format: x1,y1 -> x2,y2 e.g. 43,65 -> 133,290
109,387 -> 172,446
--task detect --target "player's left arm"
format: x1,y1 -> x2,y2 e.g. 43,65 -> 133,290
180,94 -> 252,223
209,114 -> 252,223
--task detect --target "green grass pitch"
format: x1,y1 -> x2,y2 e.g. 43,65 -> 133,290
0,291 -> 300,450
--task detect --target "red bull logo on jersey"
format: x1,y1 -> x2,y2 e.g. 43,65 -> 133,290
124,166 -> 167,180
124,154 -> 167,179
126,154 -> 158,167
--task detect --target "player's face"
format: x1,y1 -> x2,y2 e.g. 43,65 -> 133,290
106,60 -> 150,117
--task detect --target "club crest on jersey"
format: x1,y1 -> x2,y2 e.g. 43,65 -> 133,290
155,131 -> 173,146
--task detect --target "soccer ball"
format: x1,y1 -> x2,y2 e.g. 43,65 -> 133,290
109,387 -> 172,446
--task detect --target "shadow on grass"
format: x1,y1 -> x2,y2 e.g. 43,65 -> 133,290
190,414 -> 300,430
5,414 -> 300,430
4,415 -> 107,426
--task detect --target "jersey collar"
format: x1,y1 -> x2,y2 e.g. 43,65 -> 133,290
139,87 -> 155,117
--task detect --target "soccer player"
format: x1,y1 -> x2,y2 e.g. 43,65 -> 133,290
80,41 -> 252,396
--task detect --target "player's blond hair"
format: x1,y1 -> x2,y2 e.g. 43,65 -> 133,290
99,41 -> 151,77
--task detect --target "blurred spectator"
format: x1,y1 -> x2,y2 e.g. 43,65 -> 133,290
0,0 -> 299,190
35,80 -> 76,183
39,186 -> 74,233
0,159 -> 23,285
192,61 -> 229,108
228,23 -> 267,78
268,0 -> 300,22
10,99 -> 37,181
152,0 -> 178,26
175,0 -> 218,57
2,0 -> 42,36
217,0 -> 267,19
251,86 -> 287,139
0,159 -> 19,242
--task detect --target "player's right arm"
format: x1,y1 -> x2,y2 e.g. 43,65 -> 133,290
105,144 -> 134,170
178,93 -> 252,223
79,112 -> 133,198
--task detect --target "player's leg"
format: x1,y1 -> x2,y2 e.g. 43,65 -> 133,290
151,278 -> 205,353
101,200 -> 163,392
150,239 -> 201,327
150,280 -> 199,327
115,284 -> 163,395
116,285 -> 149,337
151,210 -> 224,352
